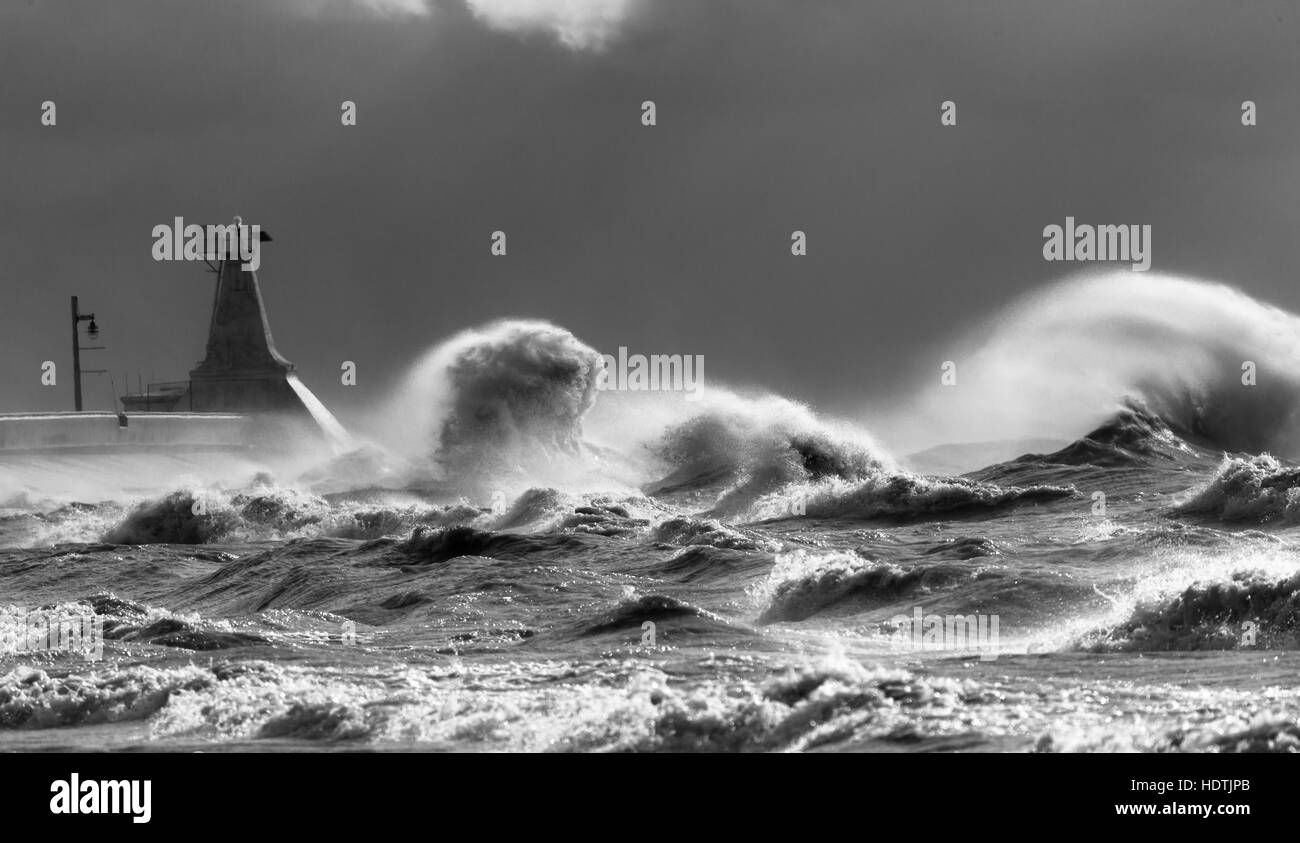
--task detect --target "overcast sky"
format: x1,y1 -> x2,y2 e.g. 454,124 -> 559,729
3,0 -> 1300,440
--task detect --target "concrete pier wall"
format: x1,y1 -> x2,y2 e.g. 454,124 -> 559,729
0,413 -> 250,453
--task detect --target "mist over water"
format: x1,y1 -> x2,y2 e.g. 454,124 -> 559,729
286,375 -> 354,455
7,274 -> 1300,752
883,271 -> 1300,458
13,272 -> 1300,518
364,272 -> 1300,498
362,317 -> 896,502
373,319 -> 621,496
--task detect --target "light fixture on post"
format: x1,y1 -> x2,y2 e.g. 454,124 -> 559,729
70,296 -> 103,412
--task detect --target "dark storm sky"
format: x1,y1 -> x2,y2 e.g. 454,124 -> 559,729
3,0 -> 1300,429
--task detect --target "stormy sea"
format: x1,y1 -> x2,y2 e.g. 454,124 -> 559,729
3,272 -> 1299,753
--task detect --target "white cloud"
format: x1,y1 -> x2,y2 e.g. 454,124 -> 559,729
284,0 -> 641,51
464,0 -> 643,51
288,0 -> 431,17
360,0 -> 429,14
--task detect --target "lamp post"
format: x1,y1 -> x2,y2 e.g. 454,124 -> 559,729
70,296 -> 99,412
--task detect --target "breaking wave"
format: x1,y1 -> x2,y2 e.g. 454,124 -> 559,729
647,397 -> 890,500
384,320 -> 610,494
1173,454 -> 1300,524
1078,568 -> 1300,651
1028,402 -> 1203,467
799,474 -> 1074,521
751,550 -> 971,623
94,484 -> 494,546
893,272 -> 1300,459
102,491 -> 242,545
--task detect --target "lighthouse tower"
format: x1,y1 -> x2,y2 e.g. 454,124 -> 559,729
184,223 -> 350,447
187,229 -> 300,412
115,220 -> 350,449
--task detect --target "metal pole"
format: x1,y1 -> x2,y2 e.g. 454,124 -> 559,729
71,296 -> 83,412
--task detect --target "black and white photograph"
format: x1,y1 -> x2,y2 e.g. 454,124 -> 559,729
0,0 -> 1293,824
